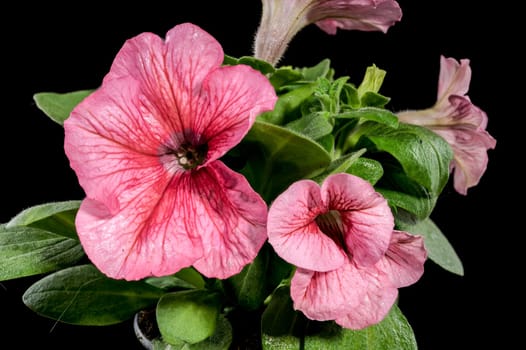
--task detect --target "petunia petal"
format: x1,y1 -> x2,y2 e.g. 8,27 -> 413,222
314,0 -> 403,34
190,161 -> 269,279
291,259 -> 398,328
74,170 -> 204,281
322,173 -> 393,267
435,126 -> 496,195
437,56 -> 471,105
65,80 -> 179,208
267,180 -> 347,272
197,64 -> 278,162
103,23 -> 225,146
375,230 -> 427,287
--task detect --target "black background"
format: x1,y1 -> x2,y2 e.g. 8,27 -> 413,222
1,1 -> 518,349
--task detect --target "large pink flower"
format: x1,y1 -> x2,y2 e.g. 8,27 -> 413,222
254,0 -> 402,65
64,23 -> 277,281
267,173 -> 426,329
398,56 -> 496,195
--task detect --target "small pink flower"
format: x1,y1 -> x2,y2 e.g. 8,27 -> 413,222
397,56 -> 496,195
64,23 -> 277,280
254,0 -> 402,65
267,173 -> 426,329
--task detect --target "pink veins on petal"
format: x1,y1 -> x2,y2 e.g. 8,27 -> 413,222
64,23 -> 277,280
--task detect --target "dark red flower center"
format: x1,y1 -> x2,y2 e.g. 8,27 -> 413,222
172,143 -> 208,170
315,210 -> 347,249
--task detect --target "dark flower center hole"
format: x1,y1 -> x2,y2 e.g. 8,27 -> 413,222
315,210 -> 346,249
172,143 -> 208,170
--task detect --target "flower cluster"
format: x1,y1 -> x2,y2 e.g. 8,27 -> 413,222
1,1 -> 495,349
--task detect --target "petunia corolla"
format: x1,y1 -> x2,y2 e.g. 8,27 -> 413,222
397,56 -> 496,195
267,173 -> 427,329
254,0 -> 402,66
64,23 -> 277,281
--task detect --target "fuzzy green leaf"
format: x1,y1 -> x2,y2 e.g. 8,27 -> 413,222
33,90 -> 93,125
262,304 -> 417,350
157,290 -> 222,345
397,217 -> 464,275
347,157 -> 384,186
285,111 -> 333,141
145,267 -> 205,290
7,200 -> 81,239
0,226 -> 84,281
22,264 -> 164,325
359,122 -> 453,196
224,246 -> 269,310
151,314 -> 232,350
258,83 -> 317,125
336,107 -> 398,128
241,120 -> 331,201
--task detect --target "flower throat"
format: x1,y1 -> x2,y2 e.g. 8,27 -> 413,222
173,143 -> 208,170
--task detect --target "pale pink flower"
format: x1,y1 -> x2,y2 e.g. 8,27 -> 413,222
253,0 -> 402,66
397,56 -> 496,195
267,173 -> 426,329
64,23 -> 277,281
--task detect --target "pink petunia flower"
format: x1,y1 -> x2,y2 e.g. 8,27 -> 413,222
253,0 -> 402,65
397,56 -> 497,195
64,23 -> 277,281
267,173 -> 427,329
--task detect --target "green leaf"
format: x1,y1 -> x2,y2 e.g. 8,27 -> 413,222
397,217 -> 464,275
311,149 -> 367,184
0,226 -> 84,281
379,187 -> 436,221
376,159 -> 438,220
360,91 -> 391,108
358,122 -> 453,196
309,305 -> 417,350
336,107 -> 399,128
223,55 -> 275,76
258,83 -> 317,125
347,157 -> 384,186
241,120 -> 332,201
7,200 -> 81,239
33,90 -> 94,125
145,267 -> 206,290
224,246 -> 269,310
151,314 -> 232,350
269,67 -> 304,90
285,111 -> 333,141
22,264 -> 164,325
262,285 -> 305,337
157,289 -> 222,345
299,58 -> 332,82
262,304 -> 417,350
238,56 -> 275,75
